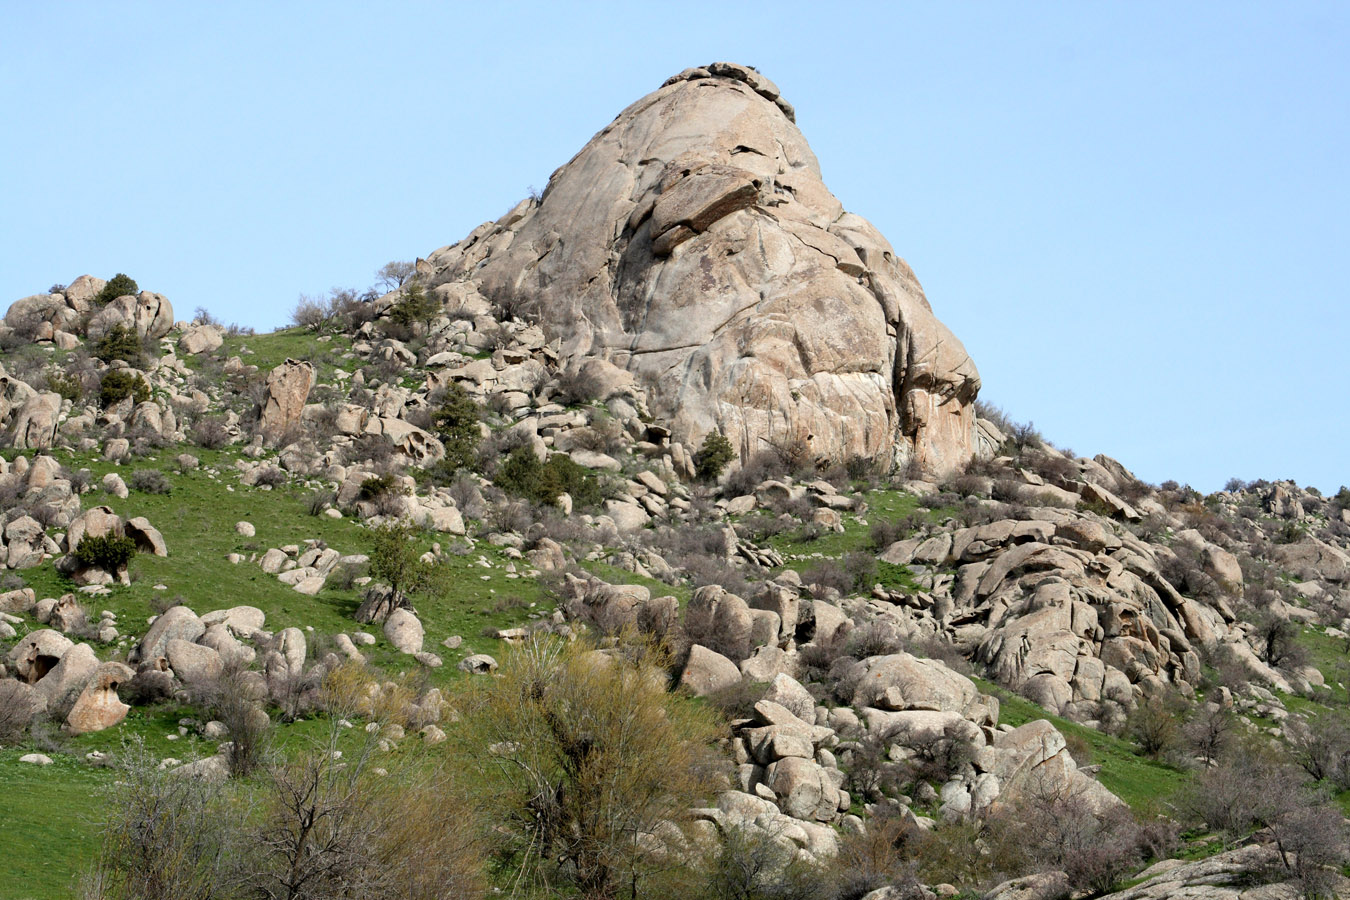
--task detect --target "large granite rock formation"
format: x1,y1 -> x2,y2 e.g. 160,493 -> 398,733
424,62 -> 979,473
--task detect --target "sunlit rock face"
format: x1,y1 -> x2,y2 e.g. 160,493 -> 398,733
426,62 -> 980,473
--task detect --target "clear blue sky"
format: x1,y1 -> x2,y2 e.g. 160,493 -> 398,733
3,2 -> 1346,493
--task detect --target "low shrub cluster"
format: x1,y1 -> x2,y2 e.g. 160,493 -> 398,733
97,370 -> 150,408
72,534 -> 137,572
493,446 -> 603,509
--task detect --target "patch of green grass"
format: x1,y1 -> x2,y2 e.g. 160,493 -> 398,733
4,446 -> 552,685
216,326 -> 353,371
972,677 -> 1189,810
0,748 -> 113,899
581,560 -> 691,607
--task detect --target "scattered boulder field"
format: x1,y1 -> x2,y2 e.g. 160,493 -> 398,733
1,61 -> 1347,899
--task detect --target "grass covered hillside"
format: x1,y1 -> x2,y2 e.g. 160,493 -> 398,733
0,271 -> 1347,900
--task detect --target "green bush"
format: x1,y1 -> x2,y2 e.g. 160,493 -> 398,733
94,324 -> 146,365
72,534 -> 137,572
46,372 -> 83,402
430,382 -> 482,472
358,473 -> 404,501
495,446 -> 602,508
694,430 -> 737,482
98,370 -> 150,408
387,282 -> 439,327
94,273 -> 138,305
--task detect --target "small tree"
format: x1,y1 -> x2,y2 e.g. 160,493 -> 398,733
387,282 -> 439,327
694,431 -> 737,482
376,260 -> 415,291
1250,609 -> 1306,669
94,273 -> 138,305
494,446 -> 603,508
430,382 -> 482,473
73,534 -> 138,574
454,635 -> 724,898
1127,691 -> 1184,758
98,370 -> 150,409
366,520 -> 443,610
94,324 -> 147,366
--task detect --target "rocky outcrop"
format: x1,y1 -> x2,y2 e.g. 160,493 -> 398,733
425,62 -> 979,474
86,291 -> 174,342
259,359 -> 316,442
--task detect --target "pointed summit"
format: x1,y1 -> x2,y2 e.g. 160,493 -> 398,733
426,62 -> 980,472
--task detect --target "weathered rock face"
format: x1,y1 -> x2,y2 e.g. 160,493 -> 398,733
86,291 -> 174,342
259,359 -> 316,442
425,62 -> 979,473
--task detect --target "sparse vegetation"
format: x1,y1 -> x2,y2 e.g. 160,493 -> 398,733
93,273 -> 138,305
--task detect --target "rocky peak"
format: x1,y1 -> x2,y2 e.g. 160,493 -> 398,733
424,62 -> 980,475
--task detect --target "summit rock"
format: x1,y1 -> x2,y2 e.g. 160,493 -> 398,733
425,62 -> 980,472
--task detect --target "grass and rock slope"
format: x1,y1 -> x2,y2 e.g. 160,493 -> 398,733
0,272 -> 1348,898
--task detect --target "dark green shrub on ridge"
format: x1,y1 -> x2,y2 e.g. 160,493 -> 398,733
72,534 -> 137,572
98,370 -> 150,408
430,382 -> 482,473
94,273 -> 138,306
495,446 -> 602,509
94,324 -> 146,366
387,282 -> 439,327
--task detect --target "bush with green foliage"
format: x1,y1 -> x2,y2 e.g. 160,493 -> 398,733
46,371 -> 83,402
94,324 -> 147,366
494,446 -> 602,508
366,520 -> 445,608
387,282 -> 439,327
72,534 -> 137,572
430,382 -> 482,472
94,273 -> 138,305
98,370 -> 150,408
694,430 -> 737,482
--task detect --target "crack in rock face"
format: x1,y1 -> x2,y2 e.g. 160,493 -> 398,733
425,62 -> 980,474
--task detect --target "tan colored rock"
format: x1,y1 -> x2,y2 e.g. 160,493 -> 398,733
124,516 -> 168,556
259,359 -> 315,442
33,641 -> 98,713
65,505 -> 123,552
680,644 -> 741,696
86,290 -> 174,341
7,391 -> 62,449
178,323 -> 223,355
992,720 -> 1120,813
425,62 -> 979,474
167,638 -> 223,684
200,605 -> 265,635
132,605 -> 204,665
66,661 -> 135,734
6,629 -> 74,682
383,607 -> 424,654
849,652 -> 981,716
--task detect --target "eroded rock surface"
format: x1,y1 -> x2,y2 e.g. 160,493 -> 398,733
425,62 -> 979,473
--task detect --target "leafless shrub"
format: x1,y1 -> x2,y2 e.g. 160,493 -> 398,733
1286,714 -> 1350,790
1182,703 -> 1236,766
846,618 -> 906,660
0,681 -> 40,745
908,635 -> 973,676
253,466 -> 287,489
553,368 -> 608,406
723,450 -> 792,498
305,489 -> 336,516
840,723 -> 914,802
342,433 -> 397,467
129,468 -> 172,495
84,738 -> 242,900
1127,691 -> 1186,759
